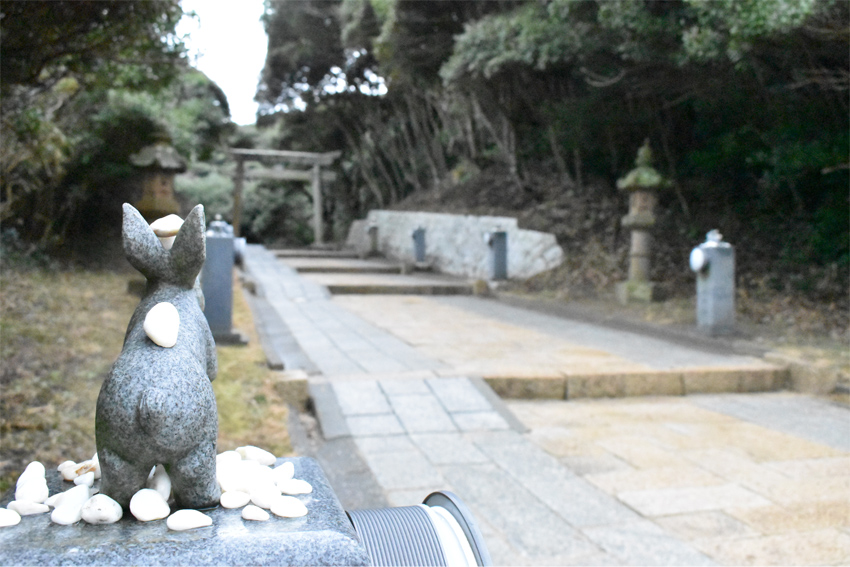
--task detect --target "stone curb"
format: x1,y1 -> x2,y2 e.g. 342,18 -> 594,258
763,351 -> 847,395
492,292 -> 848,397
240,278 -> 319,375
273,248 -> 359,259
323,283 -> 473,295
483,365 -> 790,400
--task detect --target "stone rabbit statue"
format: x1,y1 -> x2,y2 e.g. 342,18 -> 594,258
96,203 -> 220,510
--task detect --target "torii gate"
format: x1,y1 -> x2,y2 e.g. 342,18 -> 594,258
229,148 -> 341,244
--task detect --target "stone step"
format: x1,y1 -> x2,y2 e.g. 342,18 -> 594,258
481,364 -> 790,400
302,273 -> 473,296
279,257 -> 403,274
273,248 -> 359,259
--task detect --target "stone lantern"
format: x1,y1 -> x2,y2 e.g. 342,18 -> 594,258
615,140 -> 666,304
129,141 -> 187,223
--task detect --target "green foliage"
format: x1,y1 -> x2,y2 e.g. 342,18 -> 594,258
258,0 -> 345,112
256,0 -> 849,280
175,168 -> 235,221
681,0 -> 819,63
242,182 -> 314,245
0,0 -> 186,92
0,0 -> 199,249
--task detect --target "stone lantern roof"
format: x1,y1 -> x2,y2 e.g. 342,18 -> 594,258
129,142 -> 187,173
616,139 -> 666,192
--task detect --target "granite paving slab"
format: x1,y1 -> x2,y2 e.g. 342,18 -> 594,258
690,392 -> 850,451
241,245 -> 833,566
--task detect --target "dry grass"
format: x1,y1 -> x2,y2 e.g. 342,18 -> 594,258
0,268 -> 291,492
213,275 -> 292,457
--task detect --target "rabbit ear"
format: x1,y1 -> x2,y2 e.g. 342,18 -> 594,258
122,203 -> 166,279
170,204 -> 206,286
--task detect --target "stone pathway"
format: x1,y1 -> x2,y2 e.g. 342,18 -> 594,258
509,394 -> 850,566
243,245 -> 850,566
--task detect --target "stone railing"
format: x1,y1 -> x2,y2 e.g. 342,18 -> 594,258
346,210 -> 564,280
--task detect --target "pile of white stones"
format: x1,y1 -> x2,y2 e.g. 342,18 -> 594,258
0,445 -> 311,532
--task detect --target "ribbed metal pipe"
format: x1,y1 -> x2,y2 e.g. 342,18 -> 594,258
348,506 -> 447,567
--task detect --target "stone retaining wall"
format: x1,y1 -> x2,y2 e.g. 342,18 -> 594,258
346,210 -> 564,280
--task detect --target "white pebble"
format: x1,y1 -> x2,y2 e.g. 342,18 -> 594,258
90,453 -> 101,479
7,500 -> 49,516
150,215 -> 184,250
246,461 -> 275,485
270,496 -> 308,518
278,478 -> 313,495
146,464 -> 171,501
50,486 -> 90,526
150,214 -> 184,237
73,459 -> 97,479
44,493 -> 63,508
236,445 -> 276,466
158,235 -> 177,250
74,471 -> 95,487
219,491 -> 251,509
218,460 -> 273,494
51,505 -> 83,525
250,484 -> 283,510
46,484 -> 88,511
15,479 -> 48,503
17,461 -> 46,487
143,302 -> 180,348
241,505 -> 270,522
81,494 -> 123,525
217,462 -> 248,494
271,461 -> 295,483
50,484 -> 91,526
166,509 -> 212,531
130,488 -> 170,522
216,450 -> 242,465
0,508 -> 21,527
60,466 -> 80,482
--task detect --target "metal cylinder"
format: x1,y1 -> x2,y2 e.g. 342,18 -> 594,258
487,232 -> 507,280
412,227 -> 426,263
347,491 -> 491,567
368,224 -> 379,256
691,231 -> 735,335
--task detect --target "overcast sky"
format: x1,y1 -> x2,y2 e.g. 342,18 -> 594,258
177,0 -> 268,125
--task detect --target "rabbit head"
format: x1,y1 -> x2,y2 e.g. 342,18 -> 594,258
122,203 -> 205,288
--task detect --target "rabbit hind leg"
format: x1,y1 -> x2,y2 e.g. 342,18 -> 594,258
98,446 -> 152,510
169,440 -> 221,510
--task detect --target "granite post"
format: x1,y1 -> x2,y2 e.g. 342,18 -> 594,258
201,216 -> 244,344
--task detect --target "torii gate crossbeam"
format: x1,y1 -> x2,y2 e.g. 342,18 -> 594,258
229,149 -> 341,244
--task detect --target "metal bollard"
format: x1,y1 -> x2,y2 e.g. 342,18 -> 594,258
486,231 -> 507,280
347,491 -> 491,567
412,227 -> 426,263
690,229 -> 735,335
368,224 -> 379,256
202,217 -> 235,340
